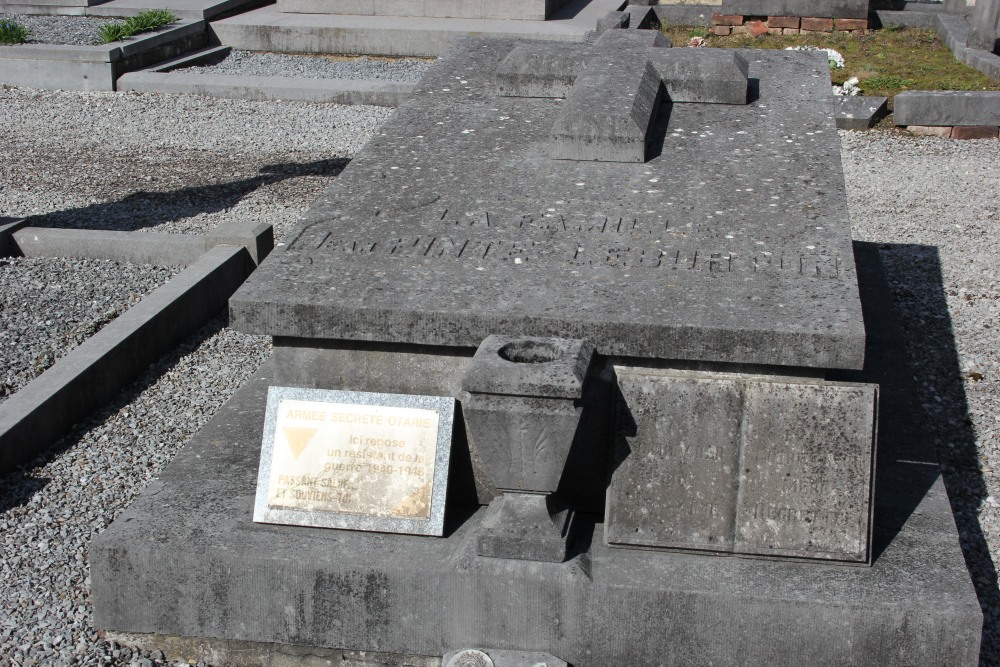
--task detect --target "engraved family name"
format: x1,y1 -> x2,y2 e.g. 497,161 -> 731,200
295,232 -> 843,278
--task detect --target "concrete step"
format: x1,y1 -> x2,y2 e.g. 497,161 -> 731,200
275,0 -> 566,21
87,0 -> 259,20
210,0 -> 621,56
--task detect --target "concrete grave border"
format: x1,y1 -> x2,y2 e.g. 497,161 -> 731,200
877,9 -> 1000,81
0,19 -> 206,91
113,43 -> 415,106
0,219 -> 273,474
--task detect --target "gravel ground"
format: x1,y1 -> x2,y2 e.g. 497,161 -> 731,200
842,130 -> 1000,665
0,87 -> 394,240
0,82 -> 997,666
180,50 -> 435,82
0,14 -> 116,46
0,257 -> 178,404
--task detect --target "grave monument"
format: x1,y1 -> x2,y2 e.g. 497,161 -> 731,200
91,26 -> 982,666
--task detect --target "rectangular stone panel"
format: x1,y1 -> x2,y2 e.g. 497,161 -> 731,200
735,382 -> 877,561
607,371 -> 742,551
607,368 -> 877,563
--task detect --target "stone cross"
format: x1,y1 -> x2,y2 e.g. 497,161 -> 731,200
496,29 -> 750,163
968,0 -> 1000,52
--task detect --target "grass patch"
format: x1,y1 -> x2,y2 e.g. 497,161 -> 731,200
99,9 -> 176,44
0,18 -> 30,44
661,25 -> 1000,101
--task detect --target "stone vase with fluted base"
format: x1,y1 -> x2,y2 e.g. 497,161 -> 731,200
459,335 -> 595,563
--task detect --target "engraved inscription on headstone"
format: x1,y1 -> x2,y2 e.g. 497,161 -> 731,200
735,382 -> 877,560
607,368 -> 877,562
606,376 -> 742,551
254,386 -> 454,536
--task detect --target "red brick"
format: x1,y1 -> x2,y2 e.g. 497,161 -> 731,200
731,24 -> 749,34
951,125 -> 999,140
712,14 -> 744,26
767,15 -> 800,28
767,27 -> 783,34
748,19 -> 769,36
801,17 -> 834,32
835,18 -> 868,30
712,25 -> 732,35
782,27 -> 801,35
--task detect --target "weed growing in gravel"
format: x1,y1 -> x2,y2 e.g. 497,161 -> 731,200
0,19 -> 30,44
99,9 -> 176,43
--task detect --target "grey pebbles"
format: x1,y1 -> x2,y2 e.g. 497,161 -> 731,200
842,129 -> 1000,666
0,14 -> 115,46
0,256 -> 178,404
0,87 -> 394,241
181,50 -> 435,82
0,79 -> 997,667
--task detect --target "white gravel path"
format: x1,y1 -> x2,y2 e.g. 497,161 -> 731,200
0,83 -> 997,666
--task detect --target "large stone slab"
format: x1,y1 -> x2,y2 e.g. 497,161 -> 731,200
231,42 -> 865,371
607,369 -> 877,562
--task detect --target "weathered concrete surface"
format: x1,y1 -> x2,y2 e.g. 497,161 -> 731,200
118,71 -> 413,107
0,246 -> 254,473
209,0 -> 618,57
0,20 -> 206,91
720,0 -> 868,18
894,90 -> 1000,127
834,95 -> 888,130
967,0 -> 1000,51
275,0 -> 570,21
231,43 -> 864,370
12,220 -> 272,266
936,12 -> 1000,80
90,262 -> 983,664
607,369 -> 877,562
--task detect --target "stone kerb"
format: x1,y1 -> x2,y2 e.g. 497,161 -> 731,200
0,220 -> 272,474
0,19 -> 206,91
894,90 -> 1000,134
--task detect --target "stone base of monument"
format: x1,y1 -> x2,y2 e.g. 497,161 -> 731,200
476,493 -> 576,562
91,248 -> 982,666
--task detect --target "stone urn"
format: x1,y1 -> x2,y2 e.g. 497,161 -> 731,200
459,335 -> 595,562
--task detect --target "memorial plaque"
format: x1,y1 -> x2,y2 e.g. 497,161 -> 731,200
608,368 -> 877,563
253,386 -> 454,536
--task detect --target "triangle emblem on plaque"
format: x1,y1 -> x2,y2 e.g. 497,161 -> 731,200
282,427 -> 318,459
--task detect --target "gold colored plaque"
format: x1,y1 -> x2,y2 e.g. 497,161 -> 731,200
254,387 -> 454,535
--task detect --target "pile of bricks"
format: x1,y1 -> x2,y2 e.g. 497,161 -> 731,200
711,14 -> 868,35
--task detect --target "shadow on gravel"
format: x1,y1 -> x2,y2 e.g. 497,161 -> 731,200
872,242 -> 997,665
23,157 -> 349,232
0,314 -> 229,510
0,471 -> 50,514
